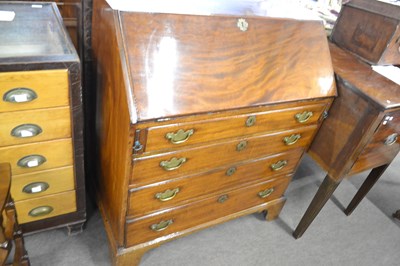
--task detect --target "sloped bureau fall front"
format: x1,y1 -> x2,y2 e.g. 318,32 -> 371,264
92,1 -> 336,265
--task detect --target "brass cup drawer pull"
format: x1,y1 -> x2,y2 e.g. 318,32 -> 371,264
258,188 -> 274,199
245,115 -> 256,127
11,123 -> 43,138
22,182 -> 50,194
17,154 -> 46,168
283,134 -> 301,146
3,88 -> 38,103
155,188 -> 180,202
226,167 -> 237,176
270,160 -> 288,171
160,157 -> 187,171
165,129 -> 194,144
150,219 -> 173,232
384,133 -> 398,146
236,140 -> 248,151
295,111 -> 313,123
218,194 -> 229,203
28,206 -> 53,217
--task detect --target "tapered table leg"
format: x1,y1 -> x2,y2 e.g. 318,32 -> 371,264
344,164 -> 389,216
293,175 -> 340,239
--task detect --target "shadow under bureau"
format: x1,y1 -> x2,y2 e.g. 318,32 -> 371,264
0,2 -> 85,234
92,0 -> 337,264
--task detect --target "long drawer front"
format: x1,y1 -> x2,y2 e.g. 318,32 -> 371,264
128,149 -> 303,217
125,175 -> 290,247
132,125 -> 317,186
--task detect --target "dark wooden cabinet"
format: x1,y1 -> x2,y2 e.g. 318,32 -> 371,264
0,2 -> 85,234
294,42 -> 400,238
92,0 -> 336,264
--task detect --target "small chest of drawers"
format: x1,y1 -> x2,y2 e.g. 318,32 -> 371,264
0,2 -> 85,233
92,0 -> 336,265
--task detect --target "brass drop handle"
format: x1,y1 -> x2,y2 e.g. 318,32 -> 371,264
155,188 -> 180,202
28,206 -> 53,217
270,160 -> 288,171
17,154 -> 46,168
258,188 -> 274,199
236,140 -> 248,151
150,219 -> 173,232
160,157 -> 187,171
3,88 -> 38,103
384,133 -> 398,146
165,129 -> 194,144
295,111 -> 313,123
226,167 -> 237,176
22,182 -> 49,194
283,134 -> 301,146
11,124 -> 42,138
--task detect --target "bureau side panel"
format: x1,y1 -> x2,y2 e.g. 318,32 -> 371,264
92,0 -> 133,246
308,77 -> 381,180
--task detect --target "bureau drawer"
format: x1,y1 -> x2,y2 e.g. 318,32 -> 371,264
0,69 -> 69,112
15,190 -> 76,224
128,149 -> 303,217
143,103 -> 327,153
126,175 -> 290,247
0,106 -> 71,147
349,112 -> 400,175
132,125 -> 317,185
11,166 -> 75,201
0,138 -> 73,175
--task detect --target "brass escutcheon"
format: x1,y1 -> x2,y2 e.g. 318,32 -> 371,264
237,18 -> 248,32
283,134 -> 301,146
270,160 -> 288,171
160,157 -> 187,171
150,219 -> 173,232
384,133 -> 398,146
165,129 -> 194,144
236,140 -> 248,151
295,111 -> 313,123
226,167 -> 237,176
218,194 -> 229,203
155,188 -> 180,202
246,115 -> 256,127
258,188 -> 274,199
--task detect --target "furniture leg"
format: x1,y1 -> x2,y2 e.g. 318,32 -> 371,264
293,175 -> 340,239
263,198 -> 286,221
393,210 -> 400,220
67,222 -> 85,236
344,164 -> 389,216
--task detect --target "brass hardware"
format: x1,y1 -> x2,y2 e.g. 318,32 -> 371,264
155,188 -> 180,202
160,157 -> 187,171
11,124 -> 42,138
3,88 -> 37,103
165,129 -> 194,144
245,115 -> 256,127
17,154 -> 46,168
226,167 -> 237,176
283,134 -> 301,145
323,110 -> 329,119
271,160 -> 288,171
237,18 -> 248,32
22,182 -> 49,194
236,140 -> 248,151
133,140 -> 143,152
384,133 -> 398,146
258,188 -> 274,199
218,194 -> 229,203
150,219 -> 173,232
28,206 -> 53,217
0,241 -> 9,249
295,111 -> 313,123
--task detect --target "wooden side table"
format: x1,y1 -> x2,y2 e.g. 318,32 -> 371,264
293,42 -> 400,238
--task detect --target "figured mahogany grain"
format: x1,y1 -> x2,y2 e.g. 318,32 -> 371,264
128,149 -> 303,217
126,175 -> 290,247
120,12 -> 335,122
92,0 -> 134,245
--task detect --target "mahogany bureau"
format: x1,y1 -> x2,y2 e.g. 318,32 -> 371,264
92,0 -> 336,264
293,42 -> 400,238
0,2 -> 85,234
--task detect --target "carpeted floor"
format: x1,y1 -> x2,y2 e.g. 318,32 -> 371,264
25,154 -> 400,266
